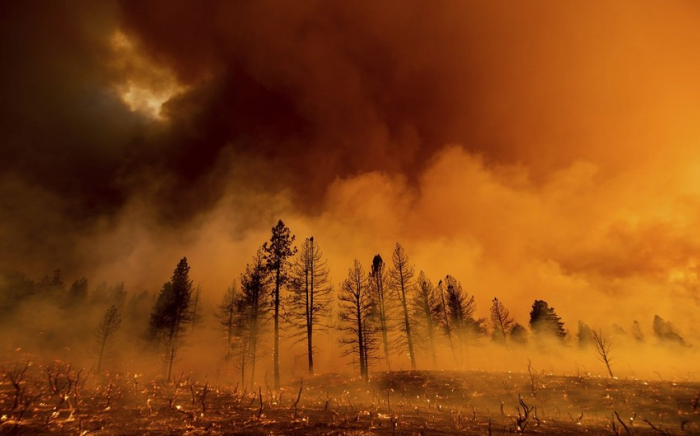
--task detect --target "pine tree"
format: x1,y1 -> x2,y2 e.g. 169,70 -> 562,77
631,320 -> 645,343
262,220 -> 296,390
190,285 -> 203,333
490,298 -> 515,343
446,277 -> 484,338
652,315 -> 687,346
216,283 -> 238,359
442,275 -> 485,363
66,277 -> 88,307
287,237 -> 332,375
529,300 -> 566,340
148,257 -> 194,381
413,271 -> 439,367
239,249 -> 270,388
370,254 -> 393,370
434,279 -> 457,363
577,321 -> 594,348
389,243 -> 416,369
94,305 -> 121,373
338,260 -> 376,381
510,323 -> 528,344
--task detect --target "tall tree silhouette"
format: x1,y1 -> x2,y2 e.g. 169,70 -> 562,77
389,243 -> 416,369
190,285 -> 203,333
370,254 -> 393,370
338,260 -> 376,381
529,300 -> 566,340
217,283 -> 239,357
91,282 -> 126,307
490,298 -> 515,343
413,271 -> 439,367
440,275 -> 484,364
435,279 -> 457,363
94,305 -> 121,373
287,237 -> 332,375
577,321 -> 594,348
631,320 -> 645,343
38,269 -> 65,300
263,220 -> 296,390
592,329 -> 614,378
510,323 -> 528,344
237,250 -> 270,388
148,257 -> 194,381
652,315 -> 687,346
66,277 -> 88,307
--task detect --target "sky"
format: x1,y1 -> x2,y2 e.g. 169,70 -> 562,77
2,1 -> 700,337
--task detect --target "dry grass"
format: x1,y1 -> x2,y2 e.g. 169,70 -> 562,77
1,361 -> 699,435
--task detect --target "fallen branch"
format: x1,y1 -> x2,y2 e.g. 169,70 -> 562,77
292,378 -> 303,417
614,411 -> 631,436
257,386 -> 264,419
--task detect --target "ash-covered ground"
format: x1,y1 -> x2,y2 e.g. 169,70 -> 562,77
2,360 -> 699,435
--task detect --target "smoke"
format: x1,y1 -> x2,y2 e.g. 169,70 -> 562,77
2,1 -> 700,376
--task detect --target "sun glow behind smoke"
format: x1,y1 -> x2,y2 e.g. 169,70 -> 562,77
109,30 -> 184,120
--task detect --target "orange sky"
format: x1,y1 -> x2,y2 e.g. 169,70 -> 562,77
2,1 -> 700,339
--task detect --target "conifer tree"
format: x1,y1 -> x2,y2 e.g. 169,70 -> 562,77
413,271 -> 439,367
631,320 -> 645,343
148,257 -> 194,381
389,243 -> 416,369
577,321 -> 594,347
262,220 -> 296,390
529,300 -> 566,340
237,250 -> 270,388
435,279 -> 457,363
652,315 -> 687,346
370,254 -> 393,370
94,305 -> 121,373
287,237 -> 332,375
338,260 -> 376,381
490,298 -> 515,343
190,285 -> 202,333
510,323 -> 528,344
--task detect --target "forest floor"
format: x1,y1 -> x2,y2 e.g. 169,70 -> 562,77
1,362 -> 699,435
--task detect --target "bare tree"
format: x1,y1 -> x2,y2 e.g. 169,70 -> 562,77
413,271 -> 439,367
592,329 -> 614,378
287,237 -> 332,375
370,254 -> 393,370
490,298 -> 515,343
389,243 -> 416,370
338,260 -> 376,381
94,305 -> 121,373
262,220 -> 296,390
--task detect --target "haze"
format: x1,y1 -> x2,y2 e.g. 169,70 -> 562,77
2,1 -> 700,380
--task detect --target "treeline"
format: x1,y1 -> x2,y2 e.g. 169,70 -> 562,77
169,220 -> 691,385
0,219 -> 692,384
0,268 -> 151,356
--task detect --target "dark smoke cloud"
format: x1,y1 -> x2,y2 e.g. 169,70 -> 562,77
2,0 -> 700,289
